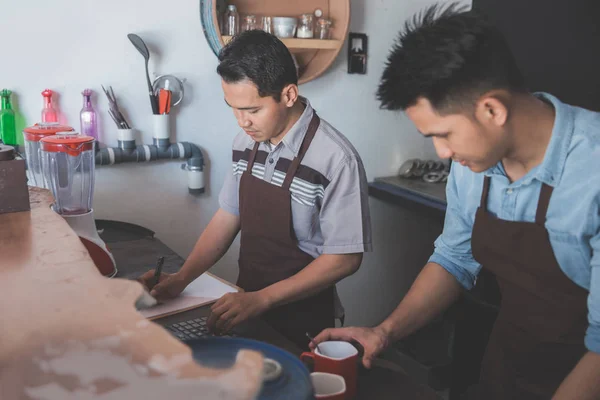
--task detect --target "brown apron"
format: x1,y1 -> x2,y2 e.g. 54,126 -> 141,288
466,176 -> 588,399
237,112 -> 334,350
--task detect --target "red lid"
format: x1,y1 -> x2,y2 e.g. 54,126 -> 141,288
40,133 -> 95,156
23,123 -> 74,142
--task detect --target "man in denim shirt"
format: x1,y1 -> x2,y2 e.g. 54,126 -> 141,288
312,4 -> 600,399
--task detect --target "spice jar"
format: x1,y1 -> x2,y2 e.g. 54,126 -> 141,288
241,15 -> 257,32
261,16 -> 273,34
316,18 -> 332,40
297,13 -> 314,38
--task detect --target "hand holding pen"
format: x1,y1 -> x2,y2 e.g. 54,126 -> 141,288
137,256 -> 189,303
152,256 -> 165,288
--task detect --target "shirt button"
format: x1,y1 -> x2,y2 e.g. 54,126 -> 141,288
269,158 -> 274,164
507,188 -> 513,194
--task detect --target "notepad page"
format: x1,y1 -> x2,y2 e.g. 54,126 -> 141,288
139,273 -> 239,320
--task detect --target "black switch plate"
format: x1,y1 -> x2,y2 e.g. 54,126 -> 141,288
348,33 -> 368,74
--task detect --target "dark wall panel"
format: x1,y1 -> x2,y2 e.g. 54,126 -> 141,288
473,0 -> 600,111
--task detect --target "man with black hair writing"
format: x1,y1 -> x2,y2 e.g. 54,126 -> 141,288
140,30 -> 372,349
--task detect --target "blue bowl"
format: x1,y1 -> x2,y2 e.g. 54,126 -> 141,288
187,337 -> 314,400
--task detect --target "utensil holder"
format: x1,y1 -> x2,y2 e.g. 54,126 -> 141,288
117,129 -> 137,150
153,114 -> 170,141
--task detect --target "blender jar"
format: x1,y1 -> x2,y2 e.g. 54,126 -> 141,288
23,123 -> 74,188
40,132 -> 95,215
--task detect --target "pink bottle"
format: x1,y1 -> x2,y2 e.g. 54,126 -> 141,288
41,89 -> 58,123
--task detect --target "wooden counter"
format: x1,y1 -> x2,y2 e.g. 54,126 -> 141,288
0,187 -> 443,400
0,188 -> 263,400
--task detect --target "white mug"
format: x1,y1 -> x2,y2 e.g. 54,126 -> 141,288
311,372 -> 346,399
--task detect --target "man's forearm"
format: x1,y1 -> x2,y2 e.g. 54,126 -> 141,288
553,351 -> 600,400
261,253 -> 362,308
178,208 -> 241,284
378,262 -> 462,343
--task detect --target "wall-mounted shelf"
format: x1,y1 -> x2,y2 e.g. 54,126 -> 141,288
222,36 -> 342,50
201,0 -> 350,84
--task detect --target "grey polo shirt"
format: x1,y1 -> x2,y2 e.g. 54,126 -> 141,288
219,98 -> 372,259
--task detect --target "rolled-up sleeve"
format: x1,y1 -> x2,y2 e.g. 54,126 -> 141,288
218,153 -> 241,216
585,231 -> 600,353
428,165 -> 482,290
320,155 -> 372,254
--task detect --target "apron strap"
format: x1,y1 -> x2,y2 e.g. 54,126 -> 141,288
247,141 -> 261,174
283,112 -> 321,190
535,183 -> 554,225
480,176 -> 492,210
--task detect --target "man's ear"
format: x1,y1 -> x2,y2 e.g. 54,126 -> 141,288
475,92 -> 509,128
280,84 -> 299,107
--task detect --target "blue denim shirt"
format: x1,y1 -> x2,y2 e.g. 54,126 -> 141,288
429,93 -> 600,353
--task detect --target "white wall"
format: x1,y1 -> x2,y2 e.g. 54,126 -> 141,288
1,0 -> 464,326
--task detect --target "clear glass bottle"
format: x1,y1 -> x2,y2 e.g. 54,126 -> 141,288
80,89 -> 98,141
41,89 -> 58,123
224,4 -> 239,36
241,15 -> 257,32
0,89 -> 16,145
297,13 -> 314,38
261,16 -> 273,34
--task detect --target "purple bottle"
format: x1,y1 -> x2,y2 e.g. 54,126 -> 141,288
80,89 -> 98,141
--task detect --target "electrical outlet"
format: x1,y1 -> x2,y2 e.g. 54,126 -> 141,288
348,33 -> 368,74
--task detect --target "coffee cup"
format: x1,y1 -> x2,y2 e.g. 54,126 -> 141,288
301,341 -> 359,399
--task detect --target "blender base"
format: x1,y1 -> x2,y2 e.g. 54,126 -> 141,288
61,210 -> 117,278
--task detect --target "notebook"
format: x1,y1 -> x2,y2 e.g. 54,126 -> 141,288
140,272 -> 240,320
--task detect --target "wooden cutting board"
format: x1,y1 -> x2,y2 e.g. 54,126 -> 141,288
0,187 -> 263,400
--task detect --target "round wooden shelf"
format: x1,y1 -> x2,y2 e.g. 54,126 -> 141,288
200,0 -> 350,85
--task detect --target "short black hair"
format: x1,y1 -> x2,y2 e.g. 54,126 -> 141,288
377,3 -> 526,113
217,30 -> 298,102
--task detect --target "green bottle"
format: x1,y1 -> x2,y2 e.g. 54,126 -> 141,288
0,89 -> 16,145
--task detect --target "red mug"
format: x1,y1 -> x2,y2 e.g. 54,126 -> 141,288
301,341 -> 359,399
311,372 -> 346,399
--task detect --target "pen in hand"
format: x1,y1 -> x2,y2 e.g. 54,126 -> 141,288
152,256 -> 165,289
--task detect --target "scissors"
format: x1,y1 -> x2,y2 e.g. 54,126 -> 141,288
101,85 -> 131,129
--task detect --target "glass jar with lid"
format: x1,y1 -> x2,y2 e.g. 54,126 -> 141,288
241,15 -> 257,32
297,13 -> 314,38
316,18 -> 333,40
